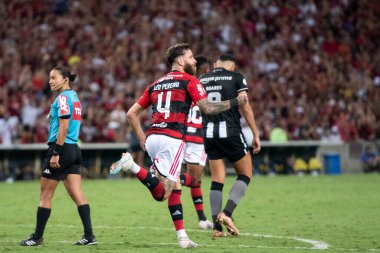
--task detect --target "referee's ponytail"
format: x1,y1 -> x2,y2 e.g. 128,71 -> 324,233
53,66 -> 77,84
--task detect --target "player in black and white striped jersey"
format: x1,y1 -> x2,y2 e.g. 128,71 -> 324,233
199,54 -> 261,237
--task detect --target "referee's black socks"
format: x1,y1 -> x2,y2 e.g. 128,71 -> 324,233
34,206 -> 51,239
78,204 -> 94,238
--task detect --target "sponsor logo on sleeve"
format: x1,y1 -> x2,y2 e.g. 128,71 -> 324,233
73,102 -> 81,120
58,95 -> 69,115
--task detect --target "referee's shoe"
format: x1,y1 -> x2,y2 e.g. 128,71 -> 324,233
20,234 -> 43,246
74,235 -> 97,245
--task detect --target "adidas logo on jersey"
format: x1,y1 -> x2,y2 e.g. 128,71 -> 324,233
43,169 -> 51,174
171,210 -> 182,216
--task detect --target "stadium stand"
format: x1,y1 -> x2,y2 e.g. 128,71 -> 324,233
0,0 -> 379,145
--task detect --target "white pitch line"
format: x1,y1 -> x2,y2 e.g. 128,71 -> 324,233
0,223 -> 330,250
245,234 -> 329,250
24,240 -> 321,251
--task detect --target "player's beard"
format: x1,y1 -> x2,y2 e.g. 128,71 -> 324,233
184,63 -> 196,76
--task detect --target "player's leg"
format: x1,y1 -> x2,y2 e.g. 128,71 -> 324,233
21,177 -> 59,246
215,133 -> 252,236
225,152 -> 252,216
181,143 -> 212,229
135,149 -> 146,167
168,180 -> 198,248
110,135 -> 183,201
218,152 -> 252,236
63,174 -> 96,245
180,143 -> 196,187
117,159 -> 174,201
209,159 -> 227,237
185,163 -> 212,229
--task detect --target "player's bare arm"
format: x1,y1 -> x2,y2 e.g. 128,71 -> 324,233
56,118 -> 69,146
50,118 -> 69,169
239,91 -> 261,154
127,103 -> 147,151
197,93 -> 248,115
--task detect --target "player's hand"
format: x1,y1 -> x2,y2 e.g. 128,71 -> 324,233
140,142 -> 146,151
237,93 -> 248,106
252,136 -> 261,154
50,155 -> 60,168
139,135 -> 147,151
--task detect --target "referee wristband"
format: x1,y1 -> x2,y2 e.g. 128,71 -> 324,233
52,144 -> 63,156
230,98 -> 239,107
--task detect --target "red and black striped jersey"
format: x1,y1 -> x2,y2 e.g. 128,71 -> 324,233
184,103 -> 204,144
137,71 -> 207,139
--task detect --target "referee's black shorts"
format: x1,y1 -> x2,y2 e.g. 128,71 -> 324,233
204,134 -> 249,163
41,143 -> 82,181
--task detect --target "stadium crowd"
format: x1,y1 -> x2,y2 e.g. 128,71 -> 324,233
1,0 -> 379,145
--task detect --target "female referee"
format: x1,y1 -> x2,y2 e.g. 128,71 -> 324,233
20,66 -> 96,246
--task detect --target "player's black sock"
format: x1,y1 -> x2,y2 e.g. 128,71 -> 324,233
34,207 -> 51,239
223,201 -> 235,217
136,168 -> 165,201
191,182 -> 207,221
223,174 -> 250,217
168,189 -> 184,231
197,210 -> 207,221
212,215 -> 223,231
210,181 -> 223,231
78,204 -> 93,238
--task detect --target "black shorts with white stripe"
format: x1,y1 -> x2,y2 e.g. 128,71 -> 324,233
41,143 -> 82,181
204,134 -> 249,163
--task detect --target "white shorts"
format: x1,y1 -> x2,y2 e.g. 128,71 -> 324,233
145,135 -> 185,182
183,142 -> 207,167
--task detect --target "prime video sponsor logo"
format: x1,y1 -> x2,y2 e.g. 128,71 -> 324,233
200,76 -> 232,83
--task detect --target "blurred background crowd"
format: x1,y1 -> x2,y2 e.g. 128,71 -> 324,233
1,0 -> 380,145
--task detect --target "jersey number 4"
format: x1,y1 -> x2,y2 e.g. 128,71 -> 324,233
157,91 -> 172,119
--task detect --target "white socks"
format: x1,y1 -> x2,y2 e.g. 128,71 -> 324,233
131,163 -> 141,174
176,229 -> 187,238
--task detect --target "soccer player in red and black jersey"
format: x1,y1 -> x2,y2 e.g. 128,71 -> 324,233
179,55 -> 213,230
109,43 -> 247,248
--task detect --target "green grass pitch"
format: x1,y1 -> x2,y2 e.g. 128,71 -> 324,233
1,174 -> 379,252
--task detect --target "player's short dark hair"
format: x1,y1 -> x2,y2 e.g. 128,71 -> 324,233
53,66 -> 77,83
218,54 -> 236,63
195,55 -> 208,69
166,43 -> 191,66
